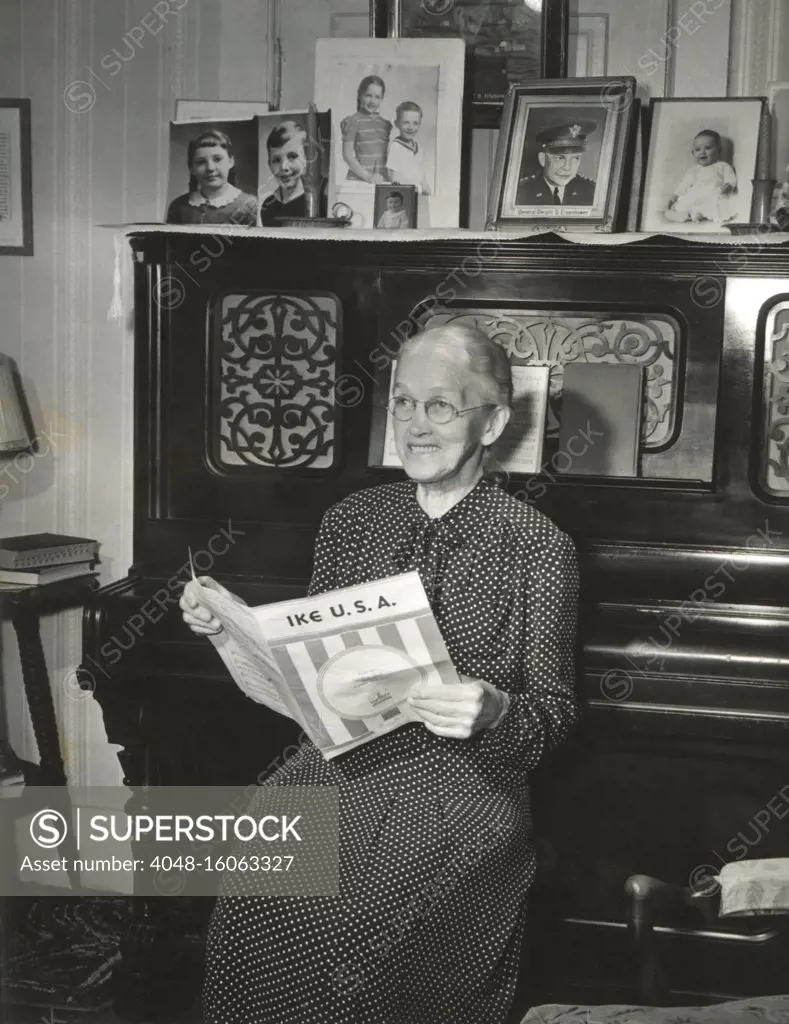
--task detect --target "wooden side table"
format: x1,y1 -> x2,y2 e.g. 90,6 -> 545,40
0,574 -> 100,891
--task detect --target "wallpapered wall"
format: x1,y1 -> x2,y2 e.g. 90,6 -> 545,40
0,0 -> 787,794
0,0 -> 274,788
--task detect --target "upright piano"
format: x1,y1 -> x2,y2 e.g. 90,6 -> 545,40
82,227 -> 789,1017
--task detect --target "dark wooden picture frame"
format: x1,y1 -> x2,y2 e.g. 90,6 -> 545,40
0,99 -> 33,256
639,97 -> 767,234
371,0 -> 569,128
486,77 -> 638,233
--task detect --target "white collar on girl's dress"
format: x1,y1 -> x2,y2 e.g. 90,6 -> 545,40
188,184 -> 242,208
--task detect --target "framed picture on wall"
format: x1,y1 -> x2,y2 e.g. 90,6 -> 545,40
315,37 -> 465,229
486,77 -> 638,232
371,0 -> 569,127
568,13 -> 609,77
0,99 -> 33,256
639,97 -> 766,234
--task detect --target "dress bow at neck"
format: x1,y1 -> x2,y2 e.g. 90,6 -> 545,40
392,517 -> 466,605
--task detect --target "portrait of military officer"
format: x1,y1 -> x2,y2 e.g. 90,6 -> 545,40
516,120 -> 598,207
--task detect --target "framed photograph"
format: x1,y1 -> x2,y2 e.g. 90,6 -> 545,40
0,100 -> 33,256
165,119 -> 260,226
486,77 -> 638,233
174,99 -> 270,122
315,37 -> 465,229
374,183 -> 417,227
640,98 -> 765,234
258,110 -> 332,225
371,0 -> 568,128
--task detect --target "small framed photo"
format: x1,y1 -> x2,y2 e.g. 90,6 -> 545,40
640,98 -> 766,234
374,183 -> 417,228
315,37 -> 465,229
371,0 -> 569,129
0,99 -> 33,256
486,77 -> 638,233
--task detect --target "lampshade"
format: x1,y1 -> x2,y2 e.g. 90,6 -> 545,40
0,353 -> 32,454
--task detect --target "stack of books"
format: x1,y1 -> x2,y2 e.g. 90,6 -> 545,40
0,533 -> 99,587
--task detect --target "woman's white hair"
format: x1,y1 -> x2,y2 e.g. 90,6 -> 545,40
400,324 -> 513,408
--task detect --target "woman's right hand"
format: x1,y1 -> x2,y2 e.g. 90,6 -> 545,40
180,578 -> 225,635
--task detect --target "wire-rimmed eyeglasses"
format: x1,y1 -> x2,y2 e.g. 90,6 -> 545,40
388,395 -> 493,425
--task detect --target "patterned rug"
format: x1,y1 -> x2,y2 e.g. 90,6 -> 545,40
1,893 -> 205,1023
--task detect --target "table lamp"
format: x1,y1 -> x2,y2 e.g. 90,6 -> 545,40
0,352 -> 32,454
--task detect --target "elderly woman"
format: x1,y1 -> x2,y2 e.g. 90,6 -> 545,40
181,324 -> 580,1024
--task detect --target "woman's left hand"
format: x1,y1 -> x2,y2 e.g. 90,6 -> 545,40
407,675 -> 508,738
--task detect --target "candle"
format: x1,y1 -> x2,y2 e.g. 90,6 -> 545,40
756,101 -> 771,179
304,102 -> 321,218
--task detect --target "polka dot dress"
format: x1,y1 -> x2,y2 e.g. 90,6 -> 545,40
203,477 -> 580,1024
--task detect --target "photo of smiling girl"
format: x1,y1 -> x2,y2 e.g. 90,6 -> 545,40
166,123 -> 258,226
341,74 -> 392,184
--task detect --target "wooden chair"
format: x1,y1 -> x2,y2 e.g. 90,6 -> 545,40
625,870 -> 789,1007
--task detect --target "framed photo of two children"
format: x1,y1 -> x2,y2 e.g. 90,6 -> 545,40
315,38 -> 465,229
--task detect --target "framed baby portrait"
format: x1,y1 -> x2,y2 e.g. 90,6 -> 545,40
315,37 -> 465,229
374,183 -> 418,228
639,98 -> 766,234
486,77 -> 638,233
371,0 -> 569,128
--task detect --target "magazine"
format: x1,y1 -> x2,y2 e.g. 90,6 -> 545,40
187,569 -> 459,759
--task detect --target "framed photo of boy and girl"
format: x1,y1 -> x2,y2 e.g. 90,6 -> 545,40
315,37 -> 464,229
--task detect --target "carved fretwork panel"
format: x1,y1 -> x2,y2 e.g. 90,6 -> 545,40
761,301 -> 789,497
213,292 -> 340,471
425,309 -> 679,449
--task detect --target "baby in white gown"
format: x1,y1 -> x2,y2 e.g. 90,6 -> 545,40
665,129 -> 738,224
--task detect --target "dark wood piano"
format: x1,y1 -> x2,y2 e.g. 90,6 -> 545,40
81,227 -> 789,1018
